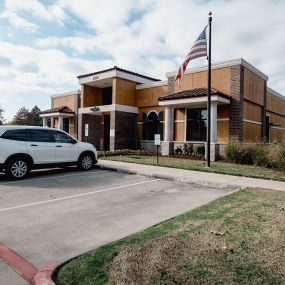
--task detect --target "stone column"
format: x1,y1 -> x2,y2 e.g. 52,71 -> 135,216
42,117 -> 48,127
210,102 -> 218,143
58,116 -> 63,130
164,106 -> 173,141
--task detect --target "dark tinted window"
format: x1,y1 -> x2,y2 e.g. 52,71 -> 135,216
27,129 -> 52,142
102,87 -> 112,105
186,108 -> 207,141
50,130 -> 74,143
1,129 -> 27,141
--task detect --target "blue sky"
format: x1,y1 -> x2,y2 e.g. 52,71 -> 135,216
0,0 -> 284,121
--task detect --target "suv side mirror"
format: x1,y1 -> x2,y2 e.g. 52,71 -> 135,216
71,139 -> 78,144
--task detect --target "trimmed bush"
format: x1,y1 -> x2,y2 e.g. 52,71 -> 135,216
194,145 -> 205,156
183,143 -> 194,155
175,146 -> 183,156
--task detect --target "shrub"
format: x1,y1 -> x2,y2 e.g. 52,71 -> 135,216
277,145 -> 285,170
225,143 -> 269,167
194,145 -> 205,156
183,143 -> 194,155
250,145 -> 269,167
175,146 -> 183,156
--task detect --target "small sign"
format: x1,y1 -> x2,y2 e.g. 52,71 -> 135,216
154,134 -> 161,145
85,124 -> 89,137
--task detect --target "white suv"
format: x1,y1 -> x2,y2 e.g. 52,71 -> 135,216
0,126 -> 98,179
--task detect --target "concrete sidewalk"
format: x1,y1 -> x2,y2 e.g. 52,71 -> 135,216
98,160 -> 285,191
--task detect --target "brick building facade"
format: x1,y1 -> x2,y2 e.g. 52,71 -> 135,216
40,58 -> 285,160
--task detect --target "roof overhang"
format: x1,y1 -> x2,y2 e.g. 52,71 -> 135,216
78,104 -> 138,115
158,95 -> 230,108
78,69 -> 159,86
40,112 -> 74,118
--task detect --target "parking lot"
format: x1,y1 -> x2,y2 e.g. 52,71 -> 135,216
0,167 -> 233,284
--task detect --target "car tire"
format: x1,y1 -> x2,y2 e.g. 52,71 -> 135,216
78,153 -> 94,171
5,158 -> 30,180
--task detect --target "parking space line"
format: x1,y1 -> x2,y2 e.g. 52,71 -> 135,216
0,179 -> 160,212
0,170 -> 109,186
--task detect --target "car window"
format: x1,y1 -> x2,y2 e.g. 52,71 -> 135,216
50,130 -> 74,143
27,129 -> 53,143
1,129 -> 27,141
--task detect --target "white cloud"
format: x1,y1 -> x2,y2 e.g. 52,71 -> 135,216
1,0 -> 285,120
3,0 -> 68,26
0,10 -> 38,32
0,40 -> 113,120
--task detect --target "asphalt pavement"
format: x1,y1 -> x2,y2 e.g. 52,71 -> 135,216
0,167 -> 235,284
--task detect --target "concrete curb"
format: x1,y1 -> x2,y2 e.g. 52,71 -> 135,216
33,263 -> 57,285
97,164 -> 237,190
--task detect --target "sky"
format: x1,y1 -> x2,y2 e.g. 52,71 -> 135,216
0,0 -> 284,121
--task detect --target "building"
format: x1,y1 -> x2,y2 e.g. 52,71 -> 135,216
40,58 -> 285,160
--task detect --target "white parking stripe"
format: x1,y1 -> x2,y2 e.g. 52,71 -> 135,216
0,170 -> 109,186
0,179 -> 160,212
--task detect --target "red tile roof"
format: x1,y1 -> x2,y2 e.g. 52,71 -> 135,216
77,66 -> 161,82
40,106 -> 74,115
158,88 -> 230,101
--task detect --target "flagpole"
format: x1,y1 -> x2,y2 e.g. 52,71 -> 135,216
206,11 -> 212,167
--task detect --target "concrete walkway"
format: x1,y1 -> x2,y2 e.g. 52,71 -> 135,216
98,160 -> 285,191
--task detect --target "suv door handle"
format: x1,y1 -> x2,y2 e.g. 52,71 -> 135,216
30,144 -> 38,146
56,145 -> 62,147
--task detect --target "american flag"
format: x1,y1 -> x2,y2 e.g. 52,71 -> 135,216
175,27 -> 208,85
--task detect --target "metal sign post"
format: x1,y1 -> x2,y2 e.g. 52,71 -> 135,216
154,134 -> 161,165
85,123 -> 89,142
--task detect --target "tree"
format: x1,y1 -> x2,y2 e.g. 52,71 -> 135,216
29,105 -> 42,126
0,105 -> 4,125
11,106 -> 30,125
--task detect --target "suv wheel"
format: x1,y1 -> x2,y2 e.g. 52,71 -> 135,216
6,158 -> 30,179
78,153 -> 94,171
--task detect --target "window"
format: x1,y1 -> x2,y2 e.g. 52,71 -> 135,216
63,118 -> 69,133
27,129 -> 52,142
1,129 -> 27,141
102,87 -> 112,105
142,111 -> 164,140
50,130 -> 74,143
186,108 -> 207,141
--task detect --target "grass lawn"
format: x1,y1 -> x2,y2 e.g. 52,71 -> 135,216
55,188 -> 285,285
101,155 -> 285,181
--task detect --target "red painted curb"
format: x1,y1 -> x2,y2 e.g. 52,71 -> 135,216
0,242 -> 38,283
33,263 -> 57,285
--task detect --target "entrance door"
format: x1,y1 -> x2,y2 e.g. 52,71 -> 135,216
104,115 -> 110,151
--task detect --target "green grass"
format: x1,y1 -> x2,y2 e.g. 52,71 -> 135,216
101,155 -> 285,181
55,188 -> 285,285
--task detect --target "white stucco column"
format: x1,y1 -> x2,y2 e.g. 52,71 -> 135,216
51,117 -> 55,128
42,117 -> 48,127
58,116 -> 63,130
164,106 -> 173,142
210,102 -> 218,143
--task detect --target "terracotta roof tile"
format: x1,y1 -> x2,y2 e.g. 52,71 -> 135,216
40,106 -> 74,115
158,88 -> 230,101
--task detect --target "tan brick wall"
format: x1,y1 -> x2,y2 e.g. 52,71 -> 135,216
136,85 -> 168,107
81,85 -> 102,108
244,68 -> 266,106
243,100 -> 262,122
173,67 -> 231,95
243,122 -> 262,142
52,95 -> 76,110
113,78 -> 136,106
